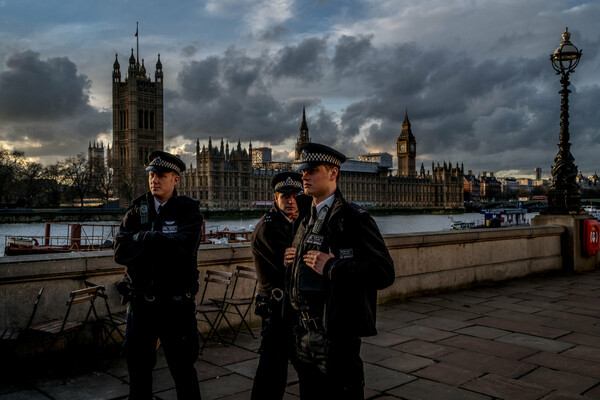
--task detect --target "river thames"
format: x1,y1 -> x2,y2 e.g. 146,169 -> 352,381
0,212 -> 539,257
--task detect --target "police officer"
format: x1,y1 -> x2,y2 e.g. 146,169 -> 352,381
114,151 -> 203,400
251,171 -> 309,400
284,143 -> 395,400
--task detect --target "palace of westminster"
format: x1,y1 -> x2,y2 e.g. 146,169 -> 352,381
102,45 -> 465,209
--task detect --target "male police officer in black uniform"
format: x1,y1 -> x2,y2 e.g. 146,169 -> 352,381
284,143 -> 395,400
114,151 -> 203,400
251,171 -> 307,400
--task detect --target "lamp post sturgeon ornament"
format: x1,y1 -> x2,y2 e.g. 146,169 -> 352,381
545,27 -> 583,214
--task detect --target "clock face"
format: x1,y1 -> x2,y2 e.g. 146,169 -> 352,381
400,144 -> 406,152
410,144 -> 415,152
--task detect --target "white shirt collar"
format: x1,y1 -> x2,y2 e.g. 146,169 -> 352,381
154,197 -> 168,213
314,193 -> 335,213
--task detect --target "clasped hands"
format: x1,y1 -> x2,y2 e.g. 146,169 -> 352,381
284,248 -> 334,275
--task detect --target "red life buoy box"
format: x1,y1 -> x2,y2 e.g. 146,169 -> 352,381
583,219 -> 600,256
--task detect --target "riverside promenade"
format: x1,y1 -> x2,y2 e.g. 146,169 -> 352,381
1,269 -> 599,399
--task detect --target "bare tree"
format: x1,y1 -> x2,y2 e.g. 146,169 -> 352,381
96,164 -> 114,205
0,147 -> 25,206
41,162 -> 63,206
19,162 -> 44,207
61,153 -> 91,207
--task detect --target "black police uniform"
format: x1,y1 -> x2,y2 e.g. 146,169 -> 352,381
250,172 -> 310,400
286,146 -> 395,399
114,152 -> 203,400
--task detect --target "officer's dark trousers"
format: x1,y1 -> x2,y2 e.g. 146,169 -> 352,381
294,325 -> 364,400
124,298 -> 201,400
251,309 -> 296,400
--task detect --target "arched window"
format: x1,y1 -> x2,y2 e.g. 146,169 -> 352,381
138,110 -> 143,128
150,111 -> 154,130
144,110 -> 149,129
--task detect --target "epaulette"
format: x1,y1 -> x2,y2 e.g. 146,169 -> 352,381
348,202 -> 368,216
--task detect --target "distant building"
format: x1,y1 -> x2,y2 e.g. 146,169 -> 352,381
497,177 -> 519,196
252,147 -> 272,165
464,170 -> 481,204
535,167 -> 542,180
88,141 -> 106,191
111,46 -> 164,205
180,110 -> 464,209
479,172 -> 501,202
359,153 -> 393,169
396,110 -> 417,177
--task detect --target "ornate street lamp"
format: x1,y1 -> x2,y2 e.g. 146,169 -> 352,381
544,27 -> 583,214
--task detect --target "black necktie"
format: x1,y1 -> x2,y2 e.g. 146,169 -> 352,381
157,205 -> 163,215
309,206 -> 318,227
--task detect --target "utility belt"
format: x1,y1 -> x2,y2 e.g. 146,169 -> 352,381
255,288 -> 284,318
298,309 -> 324,332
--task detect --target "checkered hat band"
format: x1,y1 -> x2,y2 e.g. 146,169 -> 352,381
275,177 -> 302,191
149,157 -> 181,174
301,151 -> 342,167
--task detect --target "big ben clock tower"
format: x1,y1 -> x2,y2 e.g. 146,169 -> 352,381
397,109 -> 416,177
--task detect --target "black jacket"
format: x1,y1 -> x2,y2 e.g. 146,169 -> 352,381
114,190 -> 203,297
288,189 -> 395,337
252,196 -> 312,297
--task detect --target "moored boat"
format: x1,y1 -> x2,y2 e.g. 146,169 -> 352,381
4,222 -> 118,256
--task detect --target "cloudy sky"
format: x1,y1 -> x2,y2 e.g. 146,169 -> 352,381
1,0 -> 599,178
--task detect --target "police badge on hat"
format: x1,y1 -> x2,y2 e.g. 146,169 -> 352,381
146,151 -> 186,175
298,143 -> 347,171
271,171 -> 303,194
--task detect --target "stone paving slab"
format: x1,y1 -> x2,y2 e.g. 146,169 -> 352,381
410,316 -> 473,332
391,339 -> 457,359
412,362 -> 482,386
560,345 -> 600,363
391,325 -> 457,342
496,332 -> 575,353
519,366 -> 599,395
361,331 -> 413,347
462,373 -> 551,400
471,316 -> 570,339
454,325 -> 510,339
387,378 -> 491,400
439,334 -> 539,360
522,352 -> 600,379
426,307 -> 481,321
34,372 -> 130,400
374,352 -> 434,373
363,363 -> 415,392
437,349 -> 536,378
3,270 -> 600,400
561,332 -> 600,348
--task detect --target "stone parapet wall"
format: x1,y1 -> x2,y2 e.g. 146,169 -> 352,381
0,226 -> 567,332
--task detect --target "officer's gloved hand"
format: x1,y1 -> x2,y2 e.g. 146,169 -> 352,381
132,231 -> 149,242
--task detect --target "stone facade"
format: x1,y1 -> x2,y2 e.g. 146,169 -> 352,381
180,111 -> 464,209
111,50 -> 164,205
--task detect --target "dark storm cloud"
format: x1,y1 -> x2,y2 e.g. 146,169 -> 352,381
332,34 -> 374,74
181,45 -> 199,57
270,37 -> 328,81
259,25 -> 290,42
0,50 -> 109,158
0,50 -> 94,121
179,56 -> 221,102
171,41 -> 339,148
169,31 -> 600,175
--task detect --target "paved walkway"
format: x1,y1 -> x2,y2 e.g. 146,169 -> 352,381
1,270 -> 599,399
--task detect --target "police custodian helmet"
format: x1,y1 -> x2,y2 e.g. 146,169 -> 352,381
298,143 -> 346,171
146,151 -> 186,175
271,171 -> 303,194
